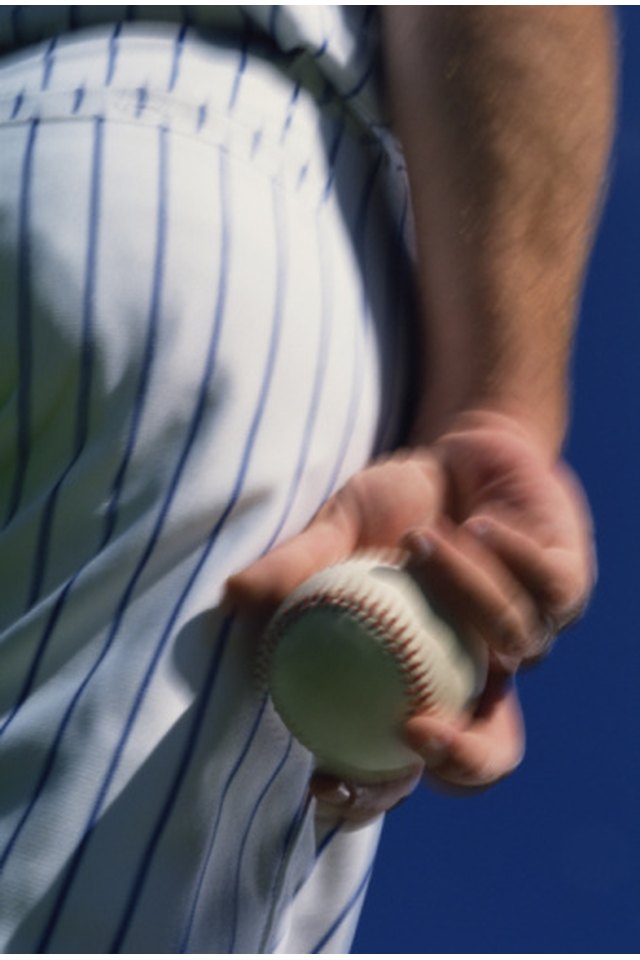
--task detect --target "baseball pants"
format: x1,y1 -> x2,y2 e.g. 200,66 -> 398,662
0,24 -> 416,953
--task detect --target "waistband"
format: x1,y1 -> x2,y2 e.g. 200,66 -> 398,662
0,23 -> 399,202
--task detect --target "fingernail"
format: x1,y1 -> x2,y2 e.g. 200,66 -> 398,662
312,778 -> 354,807
405,724 -> 451,760
404,531 -> 435,561
465,518 -> 492,540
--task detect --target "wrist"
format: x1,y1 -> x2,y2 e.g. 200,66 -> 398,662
409,400 -> 566,463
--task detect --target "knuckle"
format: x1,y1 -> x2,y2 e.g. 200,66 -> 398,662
540,552 -> 594,628
546,575 -> 579,616
490,606 -> 529,656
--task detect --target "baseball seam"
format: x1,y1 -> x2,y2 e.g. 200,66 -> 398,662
259,583 -> 440,717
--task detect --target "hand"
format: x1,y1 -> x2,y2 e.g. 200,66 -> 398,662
410,409 -> 595,664
226,409 -> 596,821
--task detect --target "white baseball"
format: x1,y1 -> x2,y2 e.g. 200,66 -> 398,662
260,551 -> 488,783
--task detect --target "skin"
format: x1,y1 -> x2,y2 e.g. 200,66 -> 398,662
226,7 -> 616,823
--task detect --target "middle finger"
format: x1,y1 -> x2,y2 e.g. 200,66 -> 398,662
404,525 -> 540,661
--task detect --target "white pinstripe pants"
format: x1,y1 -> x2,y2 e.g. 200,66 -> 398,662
0,25 -> 416,953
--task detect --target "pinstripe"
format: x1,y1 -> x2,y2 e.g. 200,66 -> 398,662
36,164 -> 289,950
316,820 -> 343,858
323,114 -> 345,201
342,5 -> 378,104
206,178 -> 286,532
3,117 -> 38,531
176,692 -> 272,953
107,140 -> 234,950
175,195 -> 335,953
100,125 -> 167,548
281,80 -> 301,142
2,8 -> 384,128
41,36 -> 56,90
27,116 -> 103,608
257,789 -> 313,952
268,820 -> 346,953
109,613 -> 237,953
231,194 -> 348,950
258,140 -> 405,948
0,574 -> 72,735
0,123 -> 169,870
342,61 -> 375,103
135,85 -> 147,118
114,161 -> 299,951
316,120 -> 364,468
168,23 -> 188,92
311,859 -> 375,953
1,634 -> 72,868
9,90 -> 23,120
0,13 -> 416,952
72,84 -> 85,113
318,142 -> 384,503
260,205 -> 333,555
228,28 -> 249,113
274,816 -> 346,945
1,117 -> 103,728
227,736 -> 295,953
230,147 -> 398,949
313,36 -> 329,60
105,23 -> 122,87
317,295 -> 364,503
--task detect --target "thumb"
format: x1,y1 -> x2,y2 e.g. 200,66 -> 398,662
225,496 -> 358,614
226,452 -> 444,614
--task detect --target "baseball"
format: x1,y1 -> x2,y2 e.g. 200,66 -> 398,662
260,551 -> 488,783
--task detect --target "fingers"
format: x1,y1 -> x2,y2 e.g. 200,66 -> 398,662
405,523 -> 542,663
309,678 -> 525,813
225,500 -> 357,616
404,676 -> 525,791
310,766 -> 424,824
404,505 -> 594,664
466,515 -> 594,631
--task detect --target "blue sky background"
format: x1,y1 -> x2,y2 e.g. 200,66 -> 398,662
354,7 -> 640,953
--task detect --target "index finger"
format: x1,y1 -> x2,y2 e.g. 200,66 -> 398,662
225,497 -> 358,614
225,452 -> 444,613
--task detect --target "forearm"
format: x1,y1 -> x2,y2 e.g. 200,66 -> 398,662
382,6 -> 616,457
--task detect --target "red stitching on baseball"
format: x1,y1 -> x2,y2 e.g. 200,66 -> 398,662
262,567 -> 439,717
